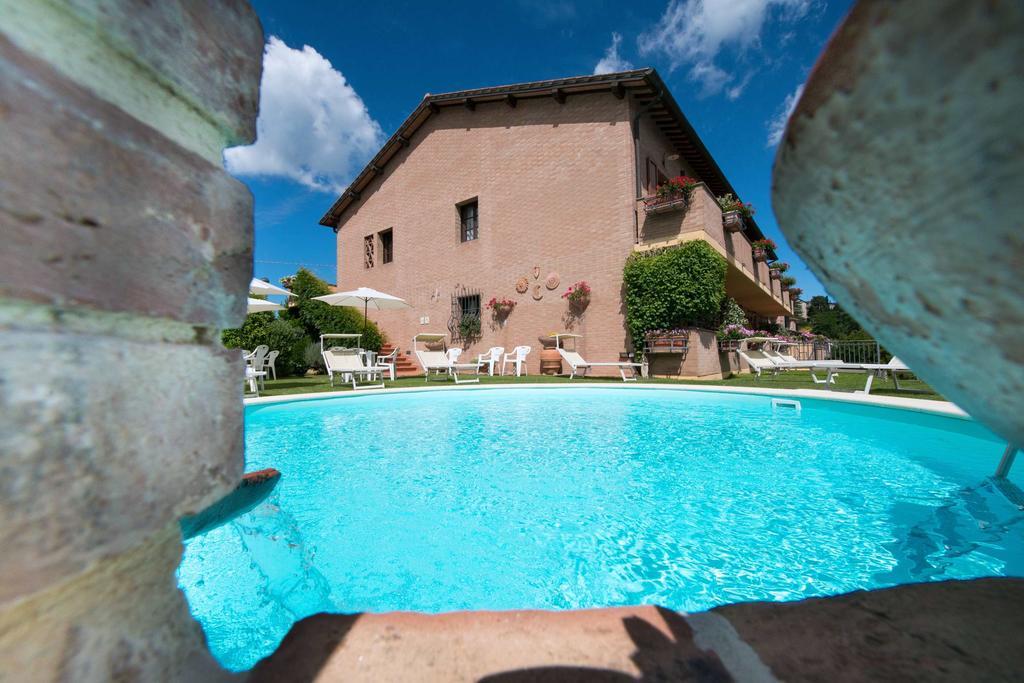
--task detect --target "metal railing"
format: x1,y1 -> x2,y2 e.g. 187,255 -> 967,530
786,340 -> 887,364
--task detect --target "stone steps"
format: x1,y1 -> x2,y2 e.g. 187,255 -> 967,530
380,344 -> 421,377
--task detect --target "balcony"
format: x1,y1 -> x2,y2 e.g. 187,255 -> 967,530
635,183 -> 791,317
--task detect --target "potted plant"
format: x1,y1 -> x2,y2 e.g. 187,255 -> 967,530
788,286 -> 803,298
562,280 -> 591,311
644,175 -> 698,213
485,296 -> 516,320
539,332 -> 562,374
751,238 -> 775,262
458,314 -> 481,340
779,276 -> 797,292
717,194 -> 755,232
768,261 -> 789,280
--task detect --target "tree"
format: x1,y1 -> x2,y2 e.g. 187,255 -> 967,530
807,295 -> 832,316
285,268 -> 385,351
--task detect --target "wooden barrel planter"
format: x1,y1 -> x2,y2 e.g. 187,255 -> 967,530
540,348 -> 562,375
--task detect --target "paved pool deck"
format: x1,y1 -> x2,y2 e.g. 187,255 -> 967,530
250,578 -> 1024,681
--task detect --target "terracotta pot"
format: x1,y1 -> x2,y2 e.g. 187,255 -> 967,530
538,336 -> 557,349
539,348 -> 562,375
753,248 -> 768,262
722,210 -> 744,232
769,270 -> 781,280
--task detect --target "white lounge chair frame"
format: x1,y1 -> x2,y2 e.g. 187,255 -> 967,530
322,346 -> 388,390
822,357 -> 914,394
412,333 -> 482,384
555,334 -> 640,382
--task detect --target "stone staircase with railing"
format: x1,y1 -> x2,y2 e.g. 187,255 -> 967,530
380,343 -> 420,377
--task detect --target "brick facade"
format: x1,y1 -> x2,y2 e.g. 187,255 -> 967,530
330,74 -> 793,377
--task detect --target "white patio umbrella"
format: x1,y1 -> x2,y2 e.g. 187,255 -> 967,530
247,297 -> 284,313
249,278 -> 294,297
312,287 -> 411,331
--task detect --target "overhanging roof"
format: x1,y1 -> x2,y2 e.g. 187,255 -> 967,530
319,68 -> 767,242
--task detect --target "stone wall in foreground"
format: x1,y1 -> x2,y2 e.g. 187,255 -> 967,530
0,1 -> 263,679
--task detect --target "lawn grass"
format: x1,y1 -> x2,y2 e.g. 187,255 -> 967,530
254,369 -> 944,401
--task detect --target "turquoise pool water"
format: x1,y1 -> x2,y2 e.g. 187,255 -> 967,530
177,387 -> 1023,671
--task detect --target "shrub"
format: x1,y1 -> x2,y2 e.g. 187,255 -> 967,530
221,314 -> 307,377
304,340 -> 325,372
262,318 -> 308,376
286,268 -> 384,352
718,297 -> 748,329
623,240 -> 727,353
221,311 -> 274,350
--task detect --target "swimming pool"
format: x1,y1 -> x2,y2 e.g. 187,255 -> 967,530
177,387 -> 1022,671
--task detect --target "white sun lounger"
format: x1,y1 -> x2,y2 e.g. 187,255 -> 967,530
558,348 -> 640,382
322,347 -> 388,390
740,349 -> 841,384
414,349 -> 482,384
822,357 -> 913,394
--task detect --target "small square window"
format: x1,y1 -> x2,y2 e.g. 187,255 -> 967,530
379,228 -> 393,264
459,200 -> 478,242
363,235 -> 375,269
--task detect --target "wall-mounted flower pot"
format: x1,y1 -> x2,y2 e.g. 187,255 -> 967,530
769,270 -> 781,280
753,248 -> 768,262
722,210 -> 744,233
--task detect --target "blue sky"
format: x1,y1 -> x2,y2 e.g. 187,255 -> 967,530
232,0 -> 854,298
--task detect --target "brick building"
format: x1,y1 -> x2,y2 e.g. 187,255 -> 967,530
320,69 -> 794,377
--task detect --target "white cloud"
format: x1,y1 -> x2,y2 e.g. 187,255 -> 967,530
639,0 -> 811,97
224,37 -> 384,193
766,82 -> 804,146
593,32 -> 634,75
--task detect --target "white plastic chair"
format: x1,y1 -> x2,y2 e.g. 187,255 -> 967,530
477,346 -> 505,376
447,348 -> 463,363
501,345 -> 531,377
264,349 -> 279,380
245,345 -> 269,389
377,347 -> 398,380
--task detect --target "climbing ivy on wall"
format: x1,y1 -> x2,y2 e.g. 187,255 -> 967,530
622,240 -> 727,351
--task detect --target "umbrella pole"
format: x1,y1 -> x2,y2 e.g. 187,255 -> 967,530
363,299 -> 368,339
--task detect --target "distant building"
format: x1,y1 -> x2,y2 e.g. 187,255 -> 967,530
320,69 -> 796,376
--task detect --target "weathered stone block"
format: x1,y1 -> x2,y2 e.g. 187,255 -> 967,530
0,34 -> 252,329
60,0 -> 263,147
0,330 -> 244,605
0,525 -> 232,682
773,0 -> 1024,445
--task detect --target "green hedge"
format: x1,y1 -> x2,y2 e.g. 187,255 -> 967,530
221,314 -> 308,376
622,240 -> 727,352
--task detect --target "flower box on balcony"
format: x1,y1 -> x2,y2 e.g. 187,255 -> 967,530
642,193 -> 688,215
643,332 -> 689,355
722,210 -> 744,233
753,248 -> 768,262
